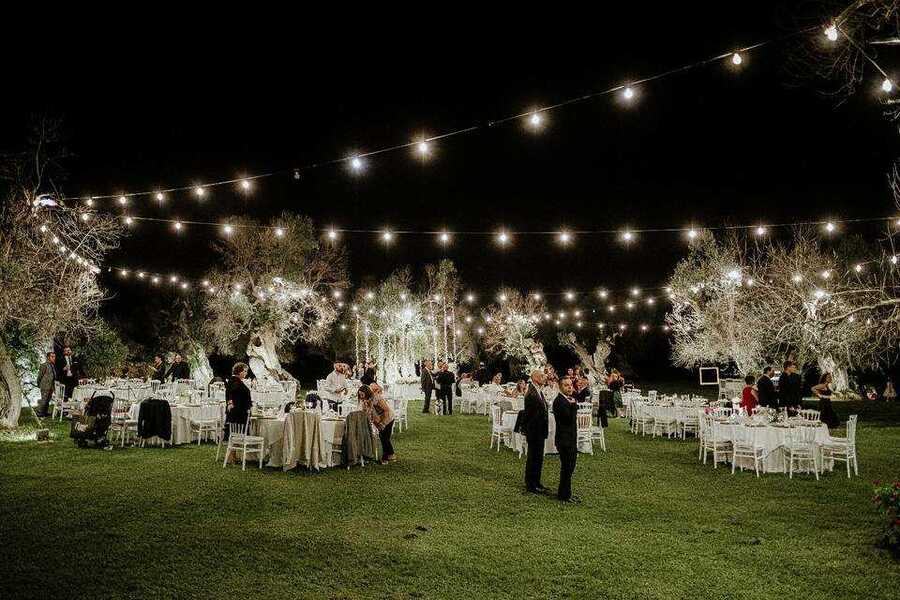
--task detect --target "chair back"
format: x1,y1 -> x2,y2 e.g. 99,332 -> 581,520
731,424 -> 754,446
490,405 -> 503,427
799,409 -> 820,422
54,381 -> 66,402
576,412 -> 592,432
647,390 -> 658,402
577,402 -> 592,414
846,415 -> 858,444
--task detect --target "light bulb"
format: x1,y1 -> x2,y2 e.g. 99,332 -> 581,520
124,216 -> 134,225
565,291 -> 575,301
417,141 -> 430,156
80,213 -> 90,222
622,86 -> 634,100
381,230 -> 393,243
558,231 -> 571,244
155,192 -> 164,202
174,221 -> 183,232
598,290 -> 608,299
85,198 -> 94,207
223,224 -> 233,235
854,264 -> 863,272
118,196 -> 127,205
533,293 -> 542,300
240,179 -> 252,191
466,294 -> 475,303
621,230 -> 634,242
528,112 -> 542,128
882,78 -> 894,93
275,228 -> 285,237
350,156 -> 364,171
825,25 -> 838,42
194,186 -> 205,197
825,222 -> 836,233
731,53 -> 742,65
687,229 -> 698,240
497,231 -> 510,245
438,231 -> 450,244
755,226 -> 767,236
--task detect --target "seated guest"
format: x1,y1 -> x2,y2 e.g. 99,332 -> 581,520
223,362 -> 252,464
491,372 -> 503,385
151,354 -> 166,382
740,374 -> 758,415
365,383 -> 396,464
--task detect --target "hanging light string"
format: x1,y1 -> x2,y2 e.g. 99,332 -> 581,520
65,23 -> 849,206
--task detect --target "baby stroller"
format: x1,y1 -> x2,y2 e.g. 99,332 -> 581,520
70,392 -> 115,449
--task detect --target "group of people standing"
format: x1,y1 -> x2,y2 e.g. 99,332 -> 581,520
740,361 -> 840,427
419,359 -> 456,415
36,346 -> 79,417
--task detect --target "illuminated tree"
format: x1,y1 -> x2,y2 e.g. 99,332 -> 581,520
481,288 -> 548,371
0,118 -> 123,427
203,212 -> 348,382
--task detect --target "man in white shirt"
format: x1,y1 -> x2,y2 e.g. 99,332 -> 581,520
324,363 -> 348,402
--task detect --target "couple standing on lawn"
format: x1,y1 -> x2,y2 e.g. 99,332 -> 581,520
521,369 -> 581,503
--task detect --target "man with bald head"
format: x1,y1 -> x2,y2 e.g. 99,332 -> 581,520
522,369 -> 549,493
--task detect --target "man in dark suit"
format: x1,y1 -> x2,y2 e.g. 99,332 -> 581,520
553,377 -> 580,503
56,346 -> 79,399
522,369 -> 549,494
420,359 -> 435,414
435,362 -> 456,415
151,354 -> 167,382
36,351 -> 57,417
756,366 -> 777,408
778,360 -> 802,414
165,353 -> 191,381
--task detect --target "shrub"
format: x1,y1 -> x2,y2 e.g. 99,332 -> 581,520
872,480 -> 900,553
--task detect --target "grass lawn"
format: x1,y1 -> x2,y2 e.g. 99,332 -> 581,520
2,403 -> 899,599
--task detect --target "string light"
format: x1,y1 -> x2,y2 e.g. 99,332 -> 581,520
731,52 -> 743,65
438,231 -> 451,245
686,228 -> 699,240
527,112 -> 543,130
565,291 -> 575,301
854,264 -> 863,273
532,292 -> 542,301
598,290 -> 609,299
326,229 -> 338,241
630,287 -> 640,297
350,156 -> 364,172
124,216 -> 134,226
557,230 -> 572,245
80,213 -> 90,222
275,228 -> 285,237
381,230 -> 394,244
416,141 -> 430,157
222,224 -> 234,235
824,222 -> 836,233
85,198 -> 94,207
118,196 -> 127,206
498,293 -> 508,302
496,230 -> 510,246
825,24 -> 838,42
155,192 -> 164,202
194,186 -> 206,198
755,226 -> 767,236
240,179 -> 252,192
466,294 -> 476,303
151,276 -> 160,284
174,221 -> 183,232
621,230 -> 635,243
622,86 -> 635,100
882,78 -> 894,93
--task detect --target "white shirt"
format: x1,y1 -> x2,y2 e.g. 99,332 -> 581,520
324,370 -> 347,396
64,355 -> 73,376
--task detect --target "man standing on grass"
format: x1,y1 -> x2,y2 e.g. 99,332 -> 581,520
36,352 -> 56,418
435,361 -> 456,415
522,369 -> 549,494
420,359 -> 435,414
756,366 -> 776,409
553,376 -> 580,503
779,361 -> 802,414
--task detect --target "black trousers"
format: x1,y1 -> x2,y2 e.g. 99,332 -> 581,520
524,435 -> 545,489
441,389 -> 453,415
379,421 -> 395,458
422,388 -> 433,413
557,445 -> 577,500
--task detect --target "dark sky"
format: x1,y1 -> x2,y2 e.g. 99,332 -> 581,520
4,4 -> 897,330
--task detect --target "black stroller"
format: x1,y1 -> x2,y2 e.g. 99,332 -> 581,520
70,392 -> 115,449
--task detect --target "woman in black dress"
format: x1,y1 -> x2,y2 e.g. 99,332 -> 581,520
224,362 -> 252,441
812,372 -> 840,428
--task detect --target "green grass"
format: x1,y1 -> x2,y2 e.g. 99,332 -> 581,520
2,404 -> 899,600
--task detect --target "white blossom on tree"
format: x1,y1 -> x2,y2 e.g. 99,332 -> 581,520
481,288 -> 547,371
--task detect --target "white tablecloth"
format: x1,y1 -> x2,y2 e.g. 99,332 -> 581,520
719,422 -> 832,473
251,389 -> 289,407
129,402 -> 223,445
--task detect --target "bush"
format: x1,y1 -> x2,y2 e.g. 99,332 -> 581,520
872,480 -> 900,554
79,322 -> 128,380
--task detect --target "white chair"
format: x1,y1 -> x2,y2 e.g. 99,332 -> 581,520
730,425 -> 767,477
798,409 -> 821,422
700,415 -> 732,468
175,378 -> 195,397
576,412 -> 593,455
51,382 -> 72,421
632,403 -> 654,436
222,418 -> 265,471
679,407 -> 700,439
109,399 -> 138,447
818,415 -> 858,478
149,380 -> 161,394
590,422 -> 607,452
190,407 -> 221,445
647,390 -> 658,402
489,406 -> 513,452
785,425 -> 820,480
156,383 -> 175,401
394,398 -> 409,433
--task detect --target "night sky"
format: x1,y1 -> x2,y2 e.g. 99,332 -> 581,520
4,4 -> 897,377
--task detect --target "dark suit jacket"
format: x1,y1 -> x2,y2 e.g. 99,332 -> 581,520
165,361 -> 190,381
435,370 -> 455,390
756,375 -> 776,407
552,393 -> 578,449
779,372 -> 802,407
420,369 -> 434,392
56,356 -> 80,383
225,376 -> 253,428
152,363 -> 167,382
522,383 -> 549,440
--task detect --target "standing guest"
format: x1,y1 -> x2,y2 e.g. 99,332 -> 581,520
420,359 -> 435,414
223,362 -> 252,462
324,362 -> 349,402
474,363 -> 489,386
522,369 -> 549,494
812,373 -> 840,428
756,366 -> 777,409
367,383 -> 396,463
778,361 -> 802,415
361,361 -> 377,386
151,354 -> 166,382
36,352 -> 56,418
165,353 -> 191,381
607,369 -> 624,416
740,375 -> 759,415
56,346 -> 79,399
884,380 -> 897,402
435,362 -> 456,415
553,377 -> 580,503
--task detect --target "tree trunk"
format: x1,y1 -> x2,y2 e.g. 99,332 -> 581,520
246,329 -> 295,383
817,355 -> 849,393
0,338 -> 24,428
